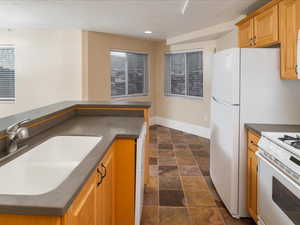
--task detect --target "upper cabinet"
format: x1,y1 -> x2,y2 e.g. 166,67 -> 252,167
253,5 -> 279,47
279,0 -> 298,80
236,0 -> 299,80
238,19 -> 254,47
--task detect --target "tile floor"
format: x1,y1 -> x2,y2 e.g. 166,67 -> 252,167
142,125 -> 256,225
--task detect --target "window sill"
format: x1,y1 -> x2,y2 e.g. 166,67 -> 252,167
164,95 -> 204,100
112,94 -> 148,100
0,100 -> 15,104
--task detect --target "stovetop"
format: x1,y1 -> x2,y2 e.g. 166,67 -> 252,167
259,132 -> 300,180
278,134 -> 300,150
261,132 -> 300,157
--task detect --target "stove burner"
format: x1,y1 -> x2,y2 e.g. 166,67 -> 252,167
278,135 -> 300,150
278,135 -> 300,142
291,142 -> 300,149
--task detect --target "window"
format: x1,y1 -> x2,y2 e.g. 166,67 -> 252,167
110,51 -> 148,97
165,51 -> 203,97
0,45 -> 15,101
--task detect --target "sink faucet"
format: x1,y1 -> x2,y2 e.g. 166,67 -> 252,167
6,119 -> 31,154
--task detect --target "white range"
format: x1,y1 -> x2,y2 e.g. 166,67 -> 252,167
257,132 -> 300,225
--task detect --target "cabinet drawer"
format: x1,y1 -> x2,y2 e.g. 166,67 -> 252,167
248,131 -> 260,152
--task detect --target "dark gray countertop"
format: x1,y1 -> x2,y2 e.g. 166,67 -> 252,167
0,115 -> 145,216
245,123 -> 300,135
0,101 -> 151,132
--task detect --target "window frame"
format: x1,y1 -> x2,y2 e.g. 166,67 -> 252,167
0,45 -> 16,102
165,49 -> 203,99
110,49 -> 149,98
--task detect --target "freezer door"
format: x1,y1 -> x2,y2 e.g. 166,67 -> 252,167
212,48 -> 240,105
210,98 -> 240,216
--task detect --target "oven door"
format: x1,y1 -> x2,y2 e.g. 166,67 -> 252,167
257,152 -> 300,225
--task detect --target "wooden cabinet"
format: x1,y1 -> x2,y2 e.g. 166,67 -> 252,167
98,145 -> 115,225
247,131 -> 260,223
253,5 -> 279,47
68,171 -> 97,225
237,4 -> 279,48
238,19 -> 254,47
66,144 -> 115,225
279,0 -> 298,79
237,0 -> 300,80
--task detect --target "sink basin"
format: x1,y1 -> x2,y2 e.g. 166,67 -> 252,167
0,136 -> 102,195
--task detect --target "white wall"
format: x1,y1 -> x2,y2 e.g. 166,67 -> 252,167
0,29 -> 82,118
216,28 -> 238,52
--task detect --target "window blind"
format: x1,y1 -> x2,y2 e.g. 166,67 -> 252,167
165,51 -> 203,97
0,45 -> 15,101
111,51 -> 148,97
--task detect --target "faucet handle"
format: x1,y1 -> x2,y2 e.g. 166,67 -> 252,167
6,119 -> 31,134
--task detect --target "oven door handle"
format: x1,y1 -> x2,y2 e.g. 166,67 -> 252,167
256,150 -> 300,189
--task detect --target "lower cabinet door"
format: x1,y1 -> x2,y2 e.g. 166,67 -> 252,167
96,145 -> 115,225
69,172 -> 97,225
101,149 -> 115,225
247,148 -> 258,222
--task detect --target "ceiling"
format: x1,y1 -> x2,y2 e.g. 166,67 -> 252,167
0,0 -> 271,40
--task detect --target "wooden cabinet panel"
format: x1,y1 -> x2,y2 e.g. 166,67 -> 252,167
238,19 -> 254,48
248,131 -> 260,152
115,139 -> 136,225
247,148 -> 258,222
69,172 -> 97,225
247,131 -> 260,222
100,146 -> 115,225
253,5 -> 279,47
279,0 -> 298,80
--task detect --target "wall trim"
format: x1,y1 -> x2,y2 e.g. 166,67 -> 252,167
166,15 -> 245,45
150,116 -> 210,139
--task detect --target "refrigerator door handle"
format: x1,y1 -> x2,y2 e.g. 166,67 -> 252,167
212,96 -> 239,106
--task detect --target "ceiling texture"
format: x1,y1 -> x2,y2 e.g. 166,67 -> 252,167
0,0 -> 271,40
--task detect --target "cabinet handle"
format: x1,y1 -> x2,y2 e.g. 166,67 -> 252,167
101,163 -> 107,179
97,167 -> 103,186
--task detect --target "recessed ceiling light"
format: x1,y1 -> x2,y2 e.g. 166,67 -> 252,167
144,30 -> 152,34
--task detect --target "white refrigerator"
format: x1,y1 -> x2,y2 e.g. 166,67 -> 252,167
210,48 -> 300,218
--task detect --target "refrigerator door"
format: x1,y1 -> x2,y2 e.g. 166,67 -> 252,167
212,48 -> 240,105
210,97 -> 240,216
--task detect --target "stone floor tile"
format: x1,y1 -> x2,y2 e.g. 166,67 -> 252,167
159,166 -> 179,177
159,190 -> 185,206
146,176 -> 159,191
150,165 -> 159,176
149,151 -> 159,158
158,143 -> 173,150
159,150 -> 175,157
177,155 -> 197,165
159,176 -> 182,190
141,206 -> 158,225
158,156 -> 177,166
144,189 -> 159,206
179,165 -> 202,176
149,157 -> 158,165
181,176 -> 210,192
188,207 -> 225,225
184,191 -> 216,207
189,144 -> 204,150
159,207 -> 191,225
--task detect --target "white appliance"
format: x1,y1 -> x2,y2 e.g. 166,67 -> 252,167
210,48 -> 300,218
256,132 -> 300,225
135,123 -> 147,225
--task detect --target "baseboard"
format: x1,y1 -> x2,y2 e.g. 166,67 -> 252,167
150,116 -> 210,139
